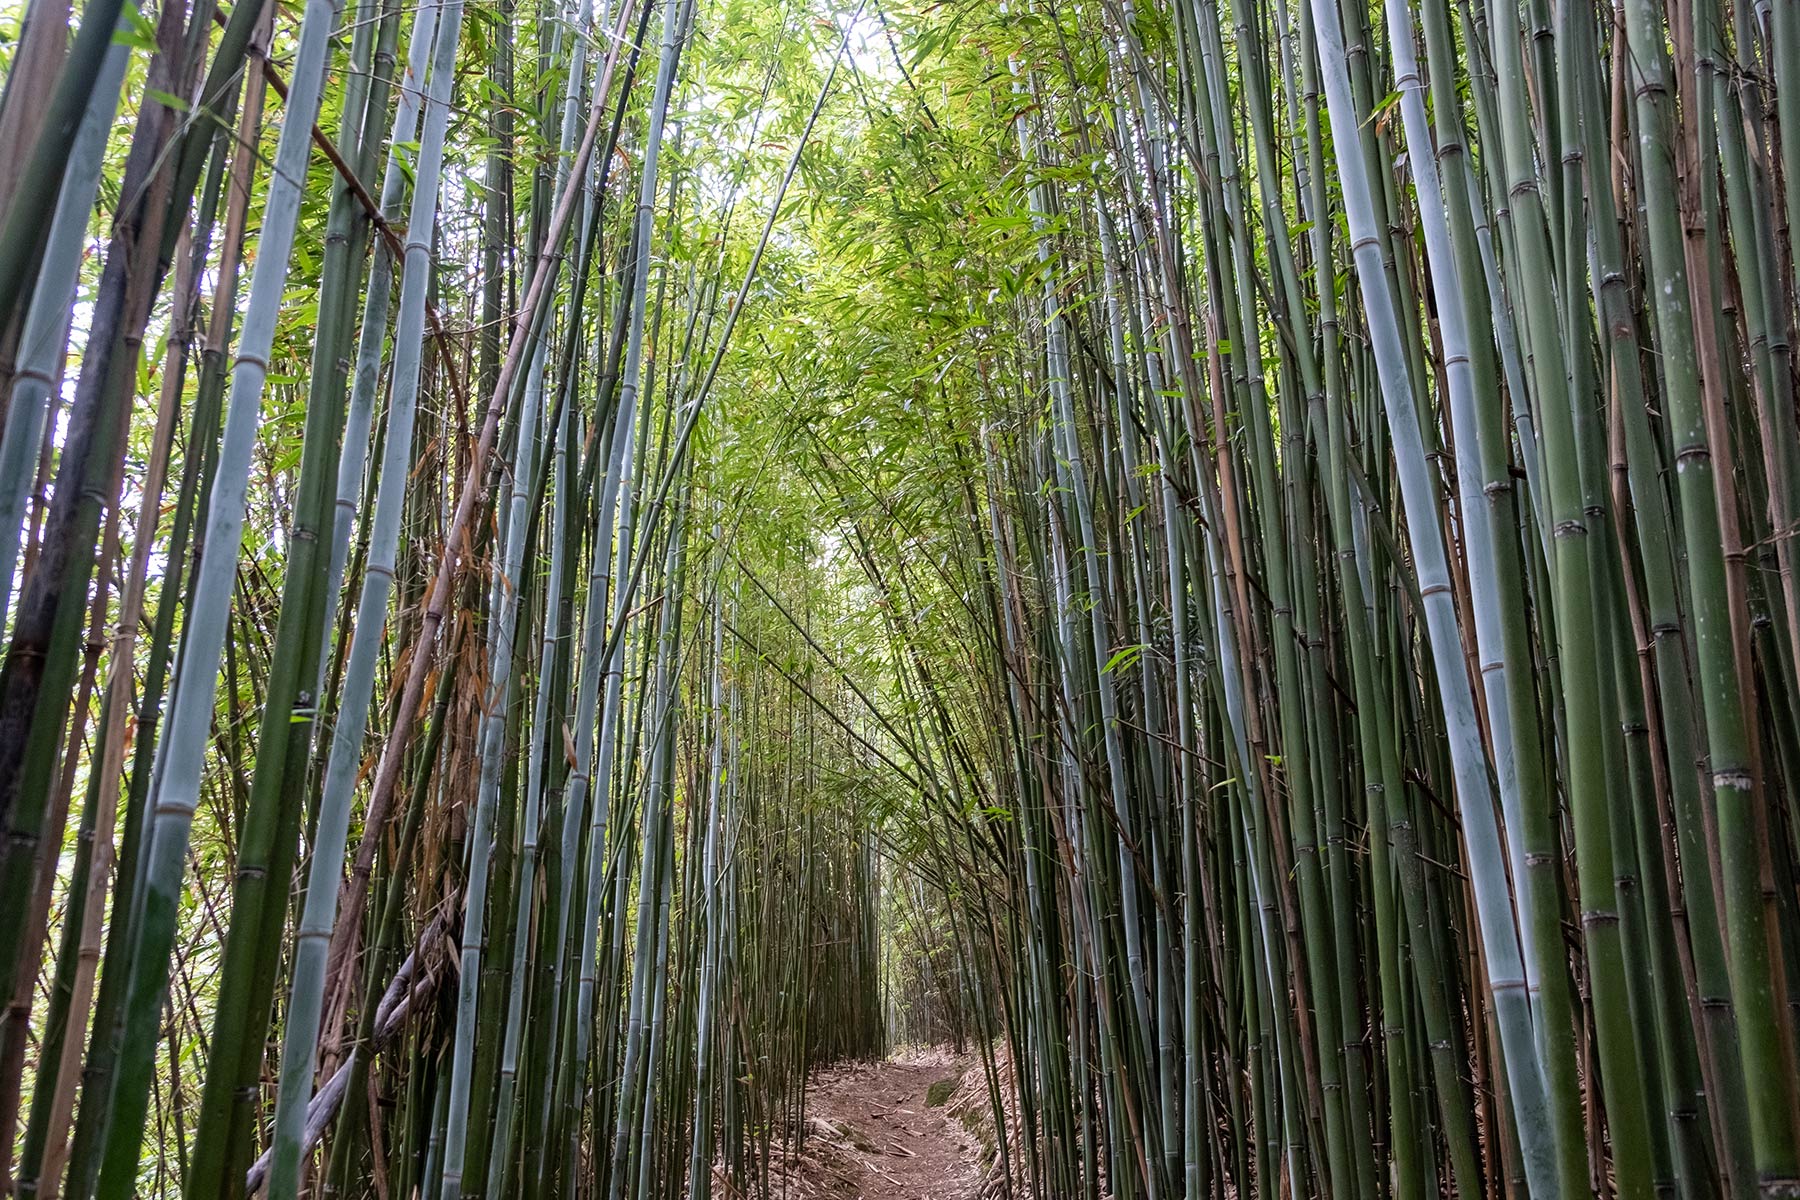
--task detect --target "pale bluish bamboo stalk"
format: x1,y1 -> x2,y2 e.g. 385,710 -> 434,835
262,4 -> 466,1192
88,0 -> 346,1184
314,0 -> 441,702
1382,10 -> 1595,1193
1304,0 -> 1558,1192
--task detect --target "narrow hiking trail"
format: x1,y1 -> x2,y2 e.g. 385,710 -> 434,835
797,1055 -> 984,1200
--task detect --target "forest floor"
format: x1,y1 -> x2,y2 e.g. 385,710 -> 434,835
792,1050 -> 985,1199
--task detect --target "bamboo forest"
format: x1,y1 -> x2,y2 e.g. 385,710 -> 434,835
8,0 -> 1800,1188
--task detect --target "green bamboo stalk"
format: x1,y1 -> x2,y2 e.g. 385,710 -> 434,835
86,0 -> 347,1185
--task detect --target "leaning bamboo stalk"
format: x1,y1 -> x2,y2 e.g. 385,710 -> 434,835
262,4 -> 466,1193
0,0 -> 73,251
54,17 -> 269,1188
1304,0 -> 1558,1191
181,7 -> 400,1192
85,0 -> 347,1182
315,0 -> 442,701
318,0 -> 644,1013
4,45 -> 169,1195
1383,7 -> 1594,1193
244,911 -> 457,1194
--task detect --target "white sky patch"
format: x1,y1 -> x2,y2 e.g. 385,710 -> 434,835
834,6 -> 901,83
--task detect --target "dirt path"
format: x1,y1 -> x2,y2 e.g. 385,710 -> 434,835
798,1053 -> 983,1200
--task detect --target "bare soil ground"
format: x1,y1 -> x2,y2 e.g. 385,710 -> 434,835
796,1051 -> 982,1200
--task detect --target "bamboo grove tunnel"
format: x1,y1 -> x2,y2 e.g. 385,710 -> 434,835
2,0 -> 1800,1195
